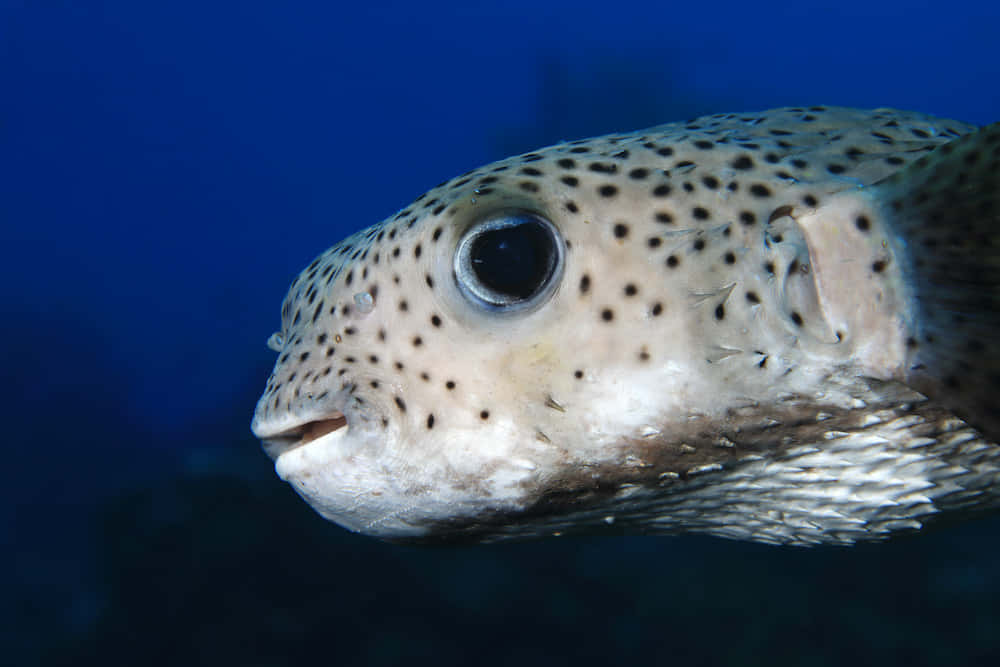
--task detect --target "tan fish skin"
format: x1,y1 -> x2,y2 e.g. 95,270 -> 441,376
251,106 -> 1000,545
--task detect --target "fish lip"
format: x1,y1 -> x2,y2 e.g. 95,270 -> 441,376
254,412 -> 348,460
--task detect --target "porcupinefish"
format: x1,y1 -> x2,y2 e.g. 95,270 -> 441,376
252,106 -> 1000,546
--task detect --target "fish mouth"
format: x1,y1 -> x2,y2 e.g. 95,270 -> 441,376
255,412 -> 348,460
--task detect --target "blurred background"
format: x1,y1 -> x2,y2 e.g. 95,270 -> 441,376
3,1 -> 999,664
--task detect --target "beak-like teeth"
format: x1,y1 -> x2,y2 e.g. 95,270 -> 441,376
259,412 -> 347,460
300,414 -> 348,445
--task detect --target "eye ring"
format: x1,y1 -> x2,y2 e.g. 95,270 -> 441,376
453,211 -> 565,314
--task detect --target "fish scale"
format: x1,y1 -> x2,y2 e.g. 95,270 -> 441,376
251,105 -> 1000,544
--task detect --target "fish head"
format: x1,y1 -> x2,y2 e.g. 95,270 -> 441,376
251,146 -> 721,539
252,107 -> 997,544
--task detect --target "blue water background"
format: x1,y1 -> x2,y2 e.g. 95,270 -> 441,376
3,1 -> 999,664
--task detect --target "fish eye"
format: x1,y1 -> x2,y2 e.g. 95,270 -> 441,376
453,211 -> 564,313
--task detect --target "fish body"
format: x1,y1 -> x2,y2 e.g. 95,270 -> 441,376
252,106 -> 1000,545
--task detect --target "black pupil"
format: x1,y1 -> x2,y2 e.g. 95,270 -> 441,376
469,221 -> 554,300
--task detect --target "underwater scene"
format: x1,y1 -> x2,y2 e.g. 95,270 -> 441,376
4,1 -> 1000,664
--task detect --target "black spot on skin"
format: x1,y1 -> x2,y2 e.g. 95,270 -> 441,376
855,215 -> 871,232
426,414 -> 435,429
566,201 -> 579,213
693,238 -> 705,251
580,274 -> 591,293
724,251 -> 736,264
666,255 -> 679,268
656,146 -> 674,156
803,194 -> 818,207
693,140 -> 714,150
412,336 -> 423,347
872,259 -> 887,273
557,158 -> 576,169
651,302 -> 663,316
589,162 -> 617,174
445,380 -> 456,390
519,181 -> 539,192
629,168 -> 649,179
480,410 -> 490,420
647,236 -> 662,249
574,369 -> 584,379
731,155 -> 754,170
624,284 -> 638,297
395,396 -> 407,412
740,211 -> 756,226
598,184 -> 618,197
655,211 -> 673,224
745,291 -> 760,304
827,164 -> 846,175
750,184 -> 771,198
791,311 -> 803,326
692,207 -> 710,220
430,314 -> 442,327
561,176 -> 579,187
714,304 -> 725,320
613,223 -> 629,239
652,184 -> 671,197
702,176 -> 720,189
601,308 -> 614,322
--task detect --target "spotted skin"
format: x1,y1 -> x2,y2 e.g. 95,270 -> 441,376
252,106 -> 1000,545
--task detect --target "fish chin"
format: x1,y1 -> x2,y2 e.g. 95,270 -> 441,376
272,424 -> 424,538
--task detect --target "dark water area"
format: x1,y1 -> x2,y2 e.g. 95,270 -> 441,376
4,1 -> 1000,664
